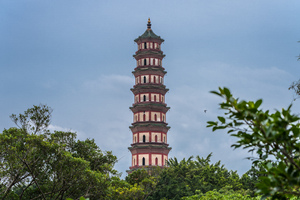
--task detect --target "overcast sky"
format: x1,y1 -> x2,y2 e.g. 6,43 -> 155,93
1,1 -> 300,178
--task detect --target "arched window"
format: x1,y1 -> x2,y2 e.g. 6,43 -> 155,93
143,135 -> 146,143
154,114 -> 157,121
144,42 -> 147,49
143,113 -> 146,121
155,157 -> 158,165
143,95 -> 146,102
144,59 -> 147,66
143,76 -> 146,83
154,76 -> 156,83
154,95 -> 156,102
155,135 -> 157,142
142,157 -> 145,165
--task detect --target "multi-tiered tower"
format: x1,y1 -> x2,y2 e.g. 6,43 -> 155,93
128,19 -> 171,172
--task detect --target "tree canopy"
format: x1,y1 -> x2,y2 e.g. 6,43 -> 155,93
0,105 -> 117,200
2,103 -> 290,199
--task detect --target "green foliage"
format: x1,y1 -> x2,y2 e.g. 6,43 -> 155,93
207,87 -> 300,199
182,186 -> 261,200
147,154 -> 248,200
240,163 -> 266,197
108,168 -> 161,200
2,103 -> 282,199
0,105 -> 117,200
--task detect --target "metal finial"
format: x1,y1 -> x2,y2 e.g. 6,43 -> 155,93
147,18 -> 151,30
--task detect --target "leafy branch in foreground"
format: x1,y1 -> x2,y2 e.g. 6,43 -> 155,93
207,87 -> 300,199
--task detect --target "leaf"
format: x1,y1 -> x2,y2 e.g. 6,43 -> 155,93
255,99 -> 263,108
210,90 -> 223,97
217,116 -> 225,124
223,87 -> 231,99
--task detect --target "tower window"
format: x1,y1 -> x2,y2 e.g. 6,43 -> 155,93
155,157 -> 158,165
154,114 -> 157,121
143,135 -> 146,143
164,136 -> 166,143
143,113 -> 146,121
144,76 -> 146,83
155,135 -> 157,142
143,95 -> 146,102
144,42 -> 147,49
144,59 -> 147,66
142,157 -> 145,166
154,95 -> 156,102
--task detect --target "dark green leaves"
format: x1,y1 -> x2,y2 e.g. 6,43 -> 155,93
208,87 -> 300,198
1,105 -> 118,200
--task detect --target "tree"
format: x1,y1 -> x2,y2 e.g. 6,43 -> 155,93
147,154 -> 246,200
240,162 -> 266,197
0,105 -> 118,200
207,87 -> 300,199
109,168 -> 159,200
181,186 -> 261,200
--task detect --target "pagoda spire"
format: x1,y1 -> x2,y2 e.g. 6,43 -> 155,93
147,18 -> 151,30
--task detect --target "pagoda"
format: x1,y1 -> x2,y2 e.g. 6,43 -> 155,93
128,19 -> 171,172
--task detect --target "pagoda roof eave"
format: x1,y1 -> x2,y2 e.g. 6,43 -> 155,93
129,122 -> 170,129
134,30 -> 164,43
133,50 -> 165,58
132,67 -> 167,74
